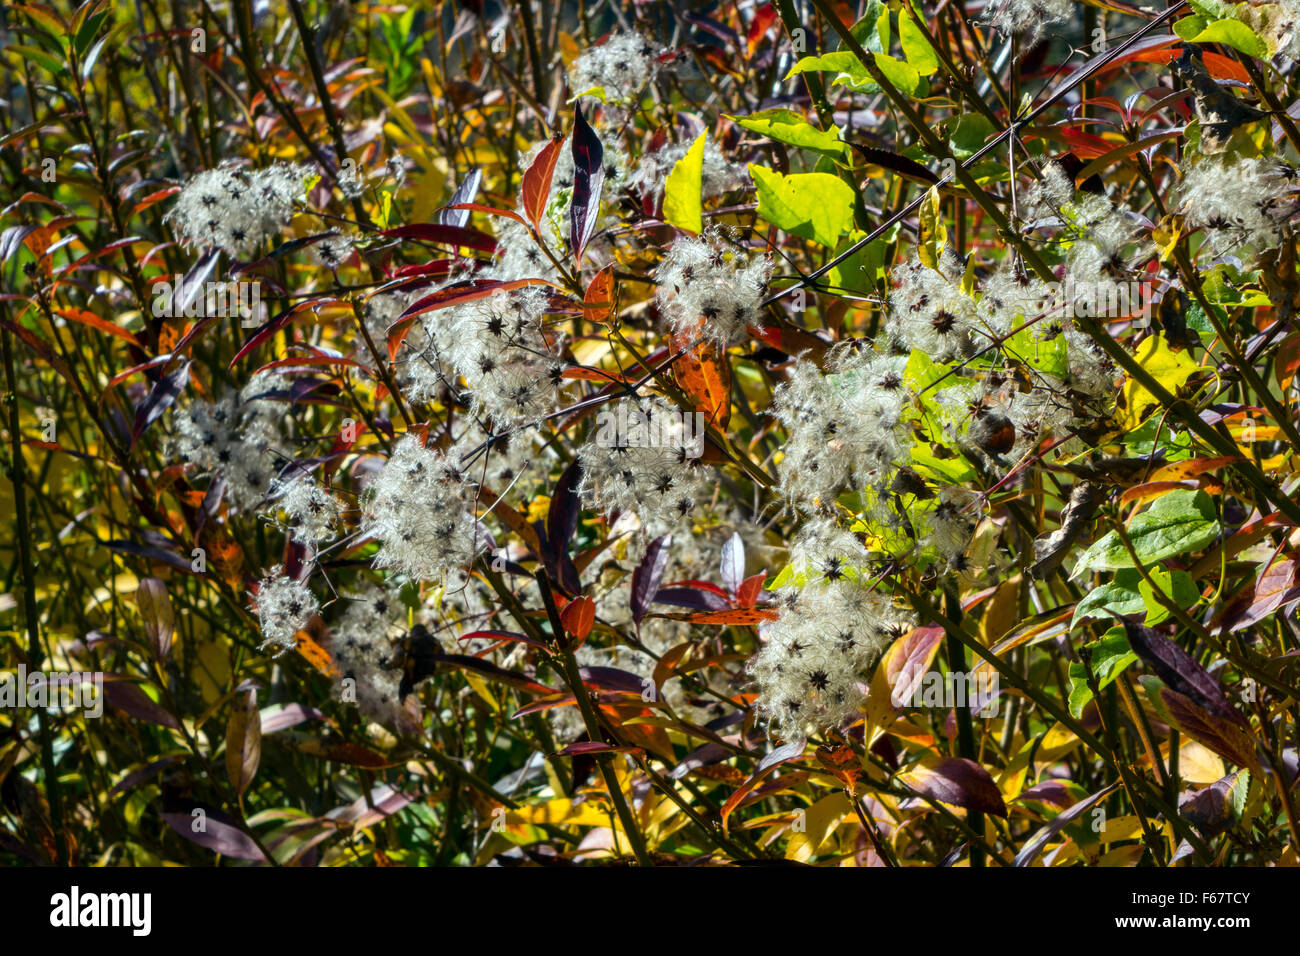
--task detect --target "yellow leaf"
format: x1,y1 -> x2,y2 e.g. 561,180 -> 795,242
558,31 -> 581,68
1152,213 -> 1184,262
1117,333 -> 1203,432
784,792 -> 852,862
509,797 -> 615,829
1037,722 -> 1082,762
663,132 -> 707,234
1178,740 -> 1225,784
918,185 -> 946,270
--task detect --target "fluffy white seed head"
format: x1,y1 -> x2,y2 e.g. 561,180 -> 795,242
568,31 -> 668,106
166,162 -> 310,258
252,566 -> 318,651
360,435 -> 483,583
654,230 -> 771,347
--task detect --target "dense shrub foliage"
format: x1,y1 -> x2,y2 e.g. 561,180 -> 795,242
3,0 -> 1300,867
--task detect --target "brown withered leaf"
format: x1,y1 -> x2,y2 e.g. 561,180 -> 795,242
815,741 -> 862,796
1161,687 -> 1261,773
1031,481 -> 1099,579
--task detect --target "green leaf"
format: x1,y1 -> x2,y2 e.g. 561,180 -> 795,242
1091,626 -> 1140,688
903,348 -> 952,393
1117,333 -> 1204,433
899,9 -> 939,76
873,53 -> 920,97
663,132 -> 706,234
1004,317 -> 1068,380
1068,662 -> 1094,720
1173,15 -> 1268,59
9,45 -> 65,74
728,109 -> 847,159
910,442 -> 975,484
748,165 -> 855,247
1072,570 -> 1147,626
72,9 -> 110,59
826,227 -> 892,295
786,52 -> 875,92
1073,568 -> 1200,628
1137,566 -> 1201,625
1068,627 -> 1138,718
1071,490 -> 1220,578
948,114 -> 996,161
847,0 -> 888,55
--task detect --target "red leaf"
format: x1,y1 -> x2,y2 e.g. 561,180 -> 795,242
746,3 -> 778,56
378,222 -> 498,253
522,134 -> 566,229
55,307 -> 140,346
445,201 -> 529,227
387,278 -> 554,360
230,298 -> 340,368
735,572 -> 767,609
560,595 -> 596,640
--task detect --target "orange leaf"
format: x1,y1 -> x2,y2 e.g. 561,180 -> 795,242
1149,456 -> 1242,482
295,630 -> 338,678
55,308 -> 141,347
582,265 -> 616,325
672,330 -> 731,429
682,608 -> 778,626
521,134 -> 565,229
1276,333 -> 1300,392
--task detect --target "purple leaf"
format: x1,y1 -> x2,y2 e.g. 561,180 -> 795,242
631,534 -> 671,625
379,222 -> 497,253
578,666 -> 646,695
330,784 -> 415,829
569,103 -> 605,262
720,532 -> 745,596
1179,772 -> 1242,836
900,757 -> 1008,818
163,805 -> 267,861
1014,782 -> 1120,867
0,225 -> 39,263
1122,620 -> 1240,722
172,249 -> 220,314
544,459 -> 583,595
439,168 -> 482,228
259,702 -> 326,735
1015,780 -> 1076,811
104,538 -> 194,573
104,679 -> 180,729
136,577 -> 174,660
129,359 -> 190,450
653,586 -> 729,612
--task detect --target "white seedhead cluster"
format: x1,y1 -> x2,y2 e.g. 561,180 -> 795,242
165,162 -> 311,257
